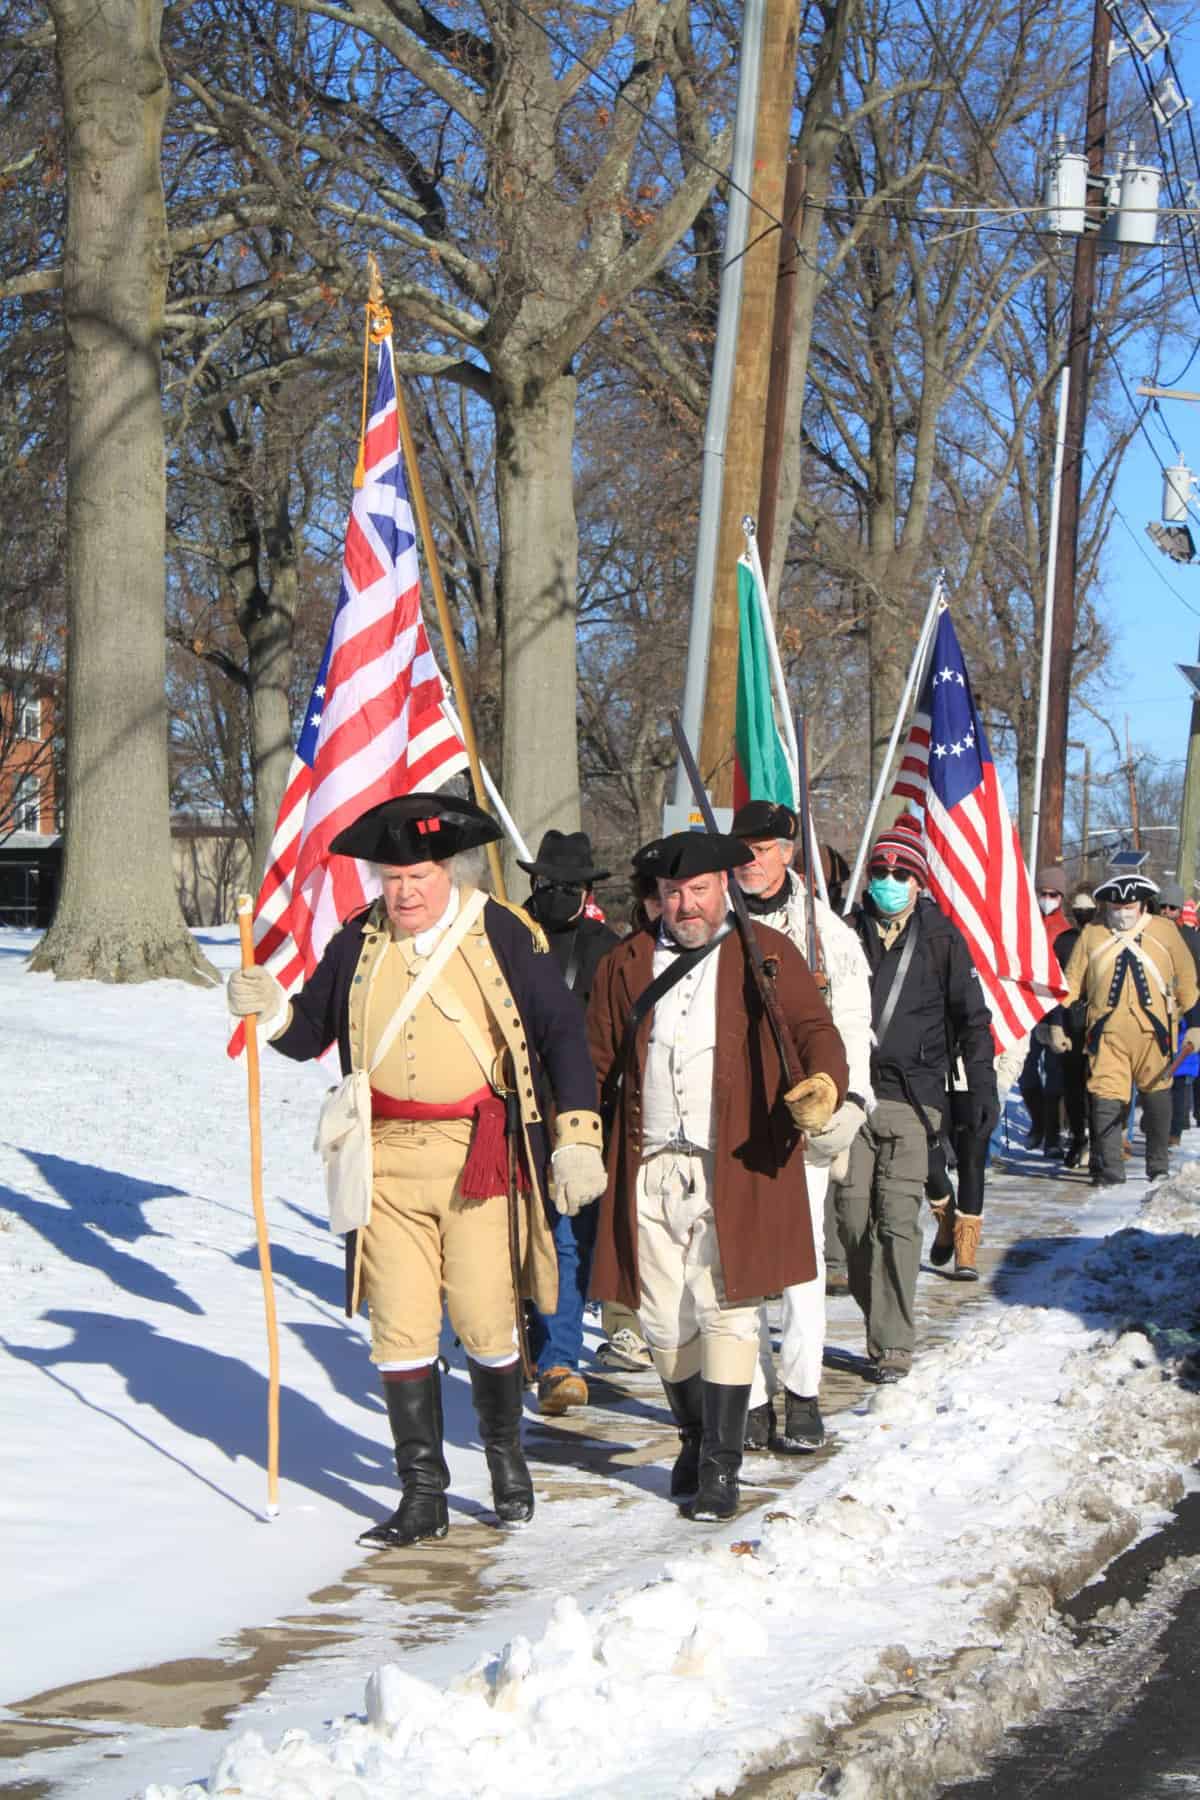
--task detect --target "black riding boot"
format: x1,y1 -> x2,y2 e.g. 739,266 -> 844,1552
1142,1088 -> 1173,1181
685,1381 -> 751,1523
1021,1085 -> 1045,1150
1089,1095 -> 1128,1188
468,1357 -> 535,1527
661,1373 -> 703,1499
358,1367 -> 450,1548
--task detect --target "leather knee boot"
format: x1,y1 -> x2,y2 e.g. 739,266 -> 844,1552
661,1372 -> 703,1499
685,1381 -> 751,1523
1089,1096 -> 1128,1187
359,1367 -> 450,1548
1141,1088 -> 1172,1180
468,1357 -> 535,1527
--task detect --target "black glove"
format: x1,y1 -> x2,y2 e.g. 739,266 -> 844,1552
964,1090 -> 1000,1138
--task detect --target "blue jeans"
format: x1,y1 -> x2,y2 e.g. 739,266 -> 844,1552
529,1203 -> 598,1373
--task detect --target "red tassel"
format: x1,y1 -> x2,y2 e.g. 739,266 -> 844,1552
459,1093 -> 512,1200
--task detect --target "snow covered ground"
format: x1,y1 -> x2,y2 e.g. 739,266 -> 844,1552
2,925 -> 1199,1799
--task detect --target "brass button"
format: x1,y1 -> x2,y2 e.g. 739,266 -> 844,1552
570,1116 -> 579,1126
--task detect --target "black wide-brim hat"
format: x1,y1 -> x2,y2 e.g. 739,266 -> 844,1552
731,800 -> 797,841
329,792 -> 502,865
633,830 -> 753,881
516,828 -> 609,884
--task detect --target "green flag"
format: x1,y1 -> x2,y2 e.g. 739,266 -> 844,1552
733,560 -> 793,809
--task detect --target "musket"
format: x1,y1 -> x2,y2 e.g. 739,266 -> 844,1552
669,712 -> 801,1091
795,714 -> 828,997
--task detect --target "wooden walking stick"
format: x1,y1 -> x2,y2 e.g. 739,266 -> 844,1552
236,894 -> 281,1519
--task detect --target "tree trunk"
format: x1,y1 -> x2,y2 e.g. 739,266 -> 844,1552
32,0 -> 213,982
496,373 -> 580,888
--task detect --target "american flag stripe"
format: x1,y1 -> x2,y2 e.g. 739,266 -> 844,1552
888,610 -> 1066,1056
228,328 -> 467,1058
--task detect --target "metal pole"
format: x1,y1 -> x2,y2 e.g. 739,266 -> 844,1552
842,577 -> 946,916
1029,365 -> 1071,872
672,0 -> 767,807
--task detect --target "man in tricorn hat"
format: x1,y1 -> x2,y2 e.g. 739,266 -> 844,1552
587,830 -> 848,1522
1055,872 -> 1199,1186
226,791 -> 606,1547
729,799 -> 872,1454
516,829 -> 620,1416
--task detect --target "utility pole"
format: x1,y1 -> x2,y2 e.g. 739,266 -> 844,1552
1036,0 -> 1113,862
756,153 -> 807,591
697,0 -> 802,805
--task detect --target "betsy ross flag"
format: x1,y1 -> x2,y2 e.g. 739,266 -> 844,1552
733,559 -> 793,810
890,608 -> 1066,1054
229,330 -> 467,1055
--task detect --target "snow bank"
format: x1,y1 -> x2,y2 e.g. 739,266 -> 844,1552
143,1170 -> 1200,1800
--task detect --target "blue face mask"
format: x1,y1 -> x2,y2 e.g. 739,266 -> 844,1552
868,873 -> 913,916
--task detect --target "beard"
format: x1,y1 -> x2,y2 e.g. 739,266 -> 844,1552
668,913 -> 717,949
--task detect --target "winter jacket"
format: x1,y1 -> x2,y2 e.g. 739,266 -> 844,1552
586,921 -> 848,1308
851,896 -> 996,1115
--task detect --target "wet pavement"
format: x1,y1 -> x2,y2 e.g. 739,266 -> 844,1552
0,1136 -> 1109,1798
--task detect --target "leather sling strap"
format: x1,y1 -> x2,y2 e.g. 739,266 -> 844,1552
873,904 -> 921,1050
599,923 -> 730,1126
363,888 -> 488,1077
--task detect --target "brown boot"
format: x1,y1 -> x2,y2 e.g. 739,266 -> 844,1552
929,1195 -> 956,1268
953,1213 -> 982,1282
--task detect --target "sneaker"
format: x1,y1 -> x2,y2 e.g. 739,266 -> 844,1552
779,1392 -> 825,1452
870,1349 -> 912,1385
537,1366 -> 588,1415
743,1400 -> 778,1451
595,1328 -> 654,1372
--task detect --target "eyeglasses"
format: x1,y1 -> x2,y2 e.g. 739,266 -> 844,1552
1035,890 -> 1062,900
1161,904 -> 1181,914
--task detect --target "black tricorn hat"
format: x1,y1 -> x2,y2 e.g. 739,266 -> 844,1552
633,830 -> 753,881
731,799 -> 797,841
516,828 -> 608,885
329,792 -> 501,865
1093,872 -> 1158,904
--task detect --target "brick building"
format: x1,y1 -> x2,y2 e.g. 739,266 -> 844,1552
0,669 -> 61,927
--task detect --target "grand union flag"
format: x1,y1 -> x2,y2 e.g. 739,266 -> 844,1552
229,327 -> 467,1055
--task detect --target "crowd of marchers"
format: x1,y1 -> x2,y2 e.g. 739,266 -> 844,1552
226,792 -> 1200,1543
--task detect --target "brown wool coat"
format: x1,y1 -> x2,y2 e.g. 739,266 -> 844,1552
587,923 -> 849,1309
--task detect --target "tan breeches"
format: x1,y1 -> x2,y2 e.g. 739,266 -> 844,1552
1088,1028 -> 1174,1100
635,1149 -> 762,1385
361,1122 -> 516,1363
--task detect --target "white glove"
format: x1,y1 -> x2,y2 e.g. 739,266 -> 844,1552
227,966 -> 285,1024
805,1099 -> 866,1163
1183,1026 -> 1200,1055
549,1143 -> 607,1217
1047,1024 -> 1071,1055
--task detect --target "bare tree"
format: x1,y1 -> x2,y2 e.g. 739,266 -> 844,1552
30,0 -> 213,981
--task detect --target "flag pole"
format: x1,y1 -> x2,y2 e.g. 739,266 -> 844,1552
236,893 -> 281,1520
366,256 -> 507,900
842,574 -> 947,917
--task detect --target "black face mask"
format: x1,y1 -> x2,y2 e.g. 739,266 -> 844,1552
528,884 -> 584,931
